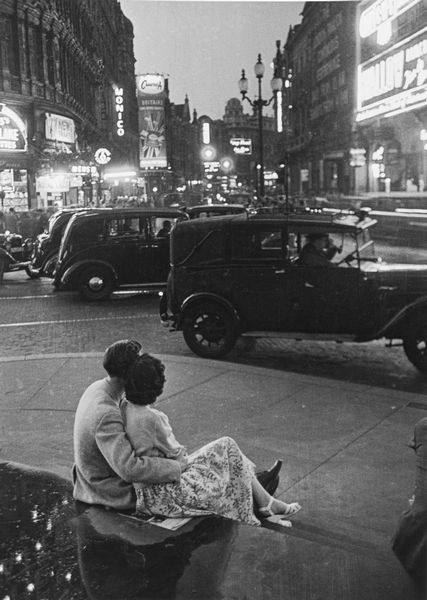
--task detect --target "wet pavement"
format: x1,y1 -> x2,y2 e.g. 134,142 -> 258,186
0,462 -> 422,600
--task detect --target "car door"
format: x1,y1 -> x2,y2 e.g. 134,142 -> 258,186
137,216 -> 172,284
107,215 -> 143,284
228,223 -> 289,329
284,264 -> 363,333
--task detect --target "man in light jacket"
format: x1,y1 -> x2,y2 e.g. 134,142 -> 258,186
73,340 -> 184,511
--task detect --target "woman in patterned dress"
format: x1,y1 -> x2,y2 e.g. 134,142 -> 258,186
121,353 -> 301,526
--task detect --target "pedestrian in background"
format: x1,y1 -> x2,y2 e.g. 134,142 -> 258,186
4,207 -> 20,234
0,247 -> 15,285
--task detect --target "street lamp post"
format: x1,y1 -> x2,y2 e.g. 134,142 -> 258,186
238,54 -> 282,201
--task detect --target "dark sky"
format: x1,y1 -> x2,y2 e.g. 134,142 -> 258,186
120,1 -> 304,119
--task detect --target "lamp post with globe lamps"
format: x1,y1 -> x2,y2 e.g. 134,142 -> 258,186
238,54 -> 283,202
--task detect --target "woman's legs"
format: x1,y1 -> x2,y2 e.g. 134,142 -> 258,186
252,476 -> 300,516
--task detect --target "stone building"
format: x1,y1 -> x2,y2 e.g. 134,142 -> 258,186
282,1 -> 359,196
0,0 -> 138,209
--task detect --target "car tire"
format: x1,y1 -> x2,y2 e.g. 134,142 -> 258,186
77,266 -> 114,301
403,315 -> 427,374
182,301 -> 237,358
43,254 -> 59,278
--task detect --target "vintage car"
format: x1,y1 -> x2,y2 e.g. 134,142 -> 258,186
185,204 -> 248,219
27,208 -> 89,278
0,231 -> 33,274
161,209 -> 427,373
53,207 -> 186,300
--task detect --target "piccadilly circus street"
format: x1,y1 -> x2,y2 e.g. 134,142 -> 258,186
3,238 -> 427,394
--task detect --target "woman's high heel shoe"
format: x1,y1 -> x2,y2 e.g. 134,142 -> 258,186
256,460 -> 282,495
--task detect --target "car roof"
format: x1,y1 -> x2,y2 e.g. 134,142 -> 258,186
68,207 -> 186,221
174,209 -> 376,235
186,204 -> 246,212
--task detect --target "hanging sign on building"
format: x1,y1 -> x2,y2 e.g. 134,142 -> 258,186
349,148 -> 367,167
136,74 -> 167,168
0,104 -> 27,151
230,138 -> 252,155
94,148 -> 111,165
45,113 -> 75,144
114,87 -> 125,136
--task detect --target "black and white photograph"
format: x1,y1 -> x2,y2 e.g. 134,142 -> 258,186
1,0 -> 427,597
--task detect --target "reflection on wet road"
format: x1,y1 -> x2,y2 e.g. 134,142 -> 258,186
0,462 -> 238,600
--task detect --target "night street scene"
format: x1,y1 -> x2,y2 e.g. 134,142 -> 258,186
2,0 -> 427,598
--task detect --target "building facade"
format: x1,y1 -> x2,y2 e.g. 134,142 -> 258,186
0,0 -> 139,210
222,97 -> 280,197
283,1 -> 359,196
355,0 -> 427,193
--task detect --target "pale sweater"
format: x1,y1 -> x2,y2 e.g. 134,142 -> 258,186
120,399 -> 188,461
73,378 -> 182,510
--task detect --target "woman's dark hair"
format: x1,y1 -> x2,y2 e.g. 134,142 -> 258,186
125,353 -> 165,405
103,339 -> 142,378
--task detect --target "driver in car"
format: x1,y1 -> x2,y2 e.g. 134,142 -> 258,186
298,232 -> 340,267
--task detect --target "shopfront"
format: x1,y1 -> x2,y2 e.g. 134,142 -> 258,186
0,103 -> 29,210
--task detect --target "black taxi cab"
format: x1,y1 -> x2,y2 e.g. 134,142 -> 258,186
162,209 -> 427,373
53,207 -> 186,300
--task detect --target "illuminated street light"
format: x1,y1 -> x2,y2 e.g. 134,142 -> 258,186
238,54 -> 282,200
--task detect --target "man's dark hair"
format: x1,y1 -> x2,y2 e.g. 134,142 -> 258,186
125,353 -> 165,405
102,339 -> 142,378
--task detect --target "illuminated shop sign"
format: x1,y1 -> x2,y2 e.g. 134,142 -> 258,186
114,87 -> 125,136
0,104 -> 27,151
230,138 -> 252,155
356,27 -> 427,121
45,113 -> 75,144
137,74 -> 167,168
94,147 -> 111,165
202,122 -> 211,144
359,0 -> 420,45
136,74 -> 165,96
203,161 -> 220,173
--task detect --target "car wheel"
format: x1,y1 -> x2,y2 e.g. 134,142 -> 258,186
182,302 -> 237,358
403,315 -> 427,373
43,254 -> 58,278
77,266 -> 114,301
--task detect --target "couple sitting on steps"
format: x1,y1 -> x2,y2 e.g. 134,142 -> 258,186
72,339 -> 301,527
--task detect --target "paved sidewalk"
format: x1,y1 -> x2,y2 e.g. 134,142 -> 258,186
1,352 -> 425,597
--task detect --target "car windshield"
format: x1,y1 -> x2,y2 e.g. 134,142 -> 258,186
288,227 -> 377,266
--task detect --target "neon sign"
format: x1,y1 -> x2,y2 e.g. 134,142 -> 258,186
359,0 -> 420,45
114,87 -> 125,136
230,138 -> 252,155
356,28 -> 427,121
0,104 -> 27,151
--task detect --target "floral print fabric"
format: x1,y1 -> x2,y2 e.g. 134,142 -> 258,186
134,436 -> 260,526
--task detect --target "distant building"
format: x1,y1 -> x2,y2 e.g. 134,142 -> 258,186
0,0 -> 138,209
223,98 -> 280,196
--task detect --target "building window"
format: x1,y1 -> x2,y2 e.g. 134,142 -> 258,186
0,16 -> 19,76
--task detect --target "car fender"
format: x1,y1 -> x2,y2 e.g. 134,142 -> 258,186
179,293 -> 240,327
61,260 -> 119,287
357,296 -> 427,341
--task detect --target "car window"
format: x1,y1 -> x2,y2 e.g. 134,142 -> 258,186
185,229 -> 225,265
232,227 -> 283,260
109,217 -> 141,237
72,218 -> 104,243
